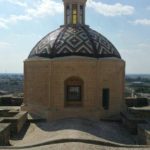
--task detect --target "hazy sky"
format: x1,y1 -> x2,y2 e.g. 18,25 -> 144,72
0,0 -> 150,74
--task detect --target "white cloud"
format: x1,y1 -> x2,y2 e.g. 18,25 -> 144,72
0,15 -> 32,29
0,22 -> 8,29
9,15 -> 32,22
0,0 -> 135,29
133,19 -> 150,26
0,0 -> 27,7
87,0 -> 134,16
8,0 -> 27,7
0,42 -> 12,49
0,0 -> 63,29
27,0 -> 63,18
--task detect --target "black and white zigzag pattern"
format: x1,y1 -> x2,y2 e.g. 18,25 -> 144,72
29,25 -> 121,59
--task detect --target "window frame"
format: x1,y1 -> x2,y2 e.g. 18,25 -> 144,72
102,88 -> 110,110
66,85 -> 82,101
64,77 -> 83,107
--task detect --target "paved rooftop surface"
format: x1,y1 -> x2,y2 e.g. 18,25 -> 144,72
9,118 -> 136,147
3,143 -> 150,150
0,118 -> 149,150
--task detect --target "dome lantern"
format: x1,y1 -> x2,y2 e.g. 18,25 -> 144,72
63,0 -> 87,25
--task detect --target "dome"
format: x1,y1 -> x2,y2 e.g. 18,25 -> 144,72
28,25 -> 121,59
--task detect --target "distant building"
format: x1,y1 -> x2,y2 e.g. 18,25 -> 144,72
0,90 -> 8,95
23,0 -> 125,121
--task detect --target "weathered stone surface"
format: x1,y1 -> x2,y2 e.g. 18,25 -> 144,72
0,123 -> 10,146
1,111 -> 28,136
138,123 -> 150,145
10,118 -> 135,147
0,109 -> 9,116
126,98 -> 148,107
0,96 -> 23,106
23,57 -> 125,121
128,106 -> 150,119
2,143 -> 150,150
0,118 -> 4,122
121,112 -> 146,134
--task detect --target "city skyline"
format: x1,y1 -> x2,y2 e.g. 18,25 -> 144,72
0,0 -> 150,74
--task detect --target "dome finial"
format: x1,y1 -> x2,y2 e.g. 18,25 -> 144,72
63,0 -> 87,25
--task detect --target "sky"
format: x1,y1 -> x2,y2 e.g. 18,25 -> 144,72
0,0 -> 150,74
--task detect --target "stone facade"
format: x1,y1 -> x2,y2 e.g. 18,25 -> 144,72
23,56 -> 125,121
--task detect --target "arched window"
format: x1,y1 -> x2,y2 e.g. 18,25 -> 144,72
72,4 -> 77,24
80,5 -> 84,24
65,77 -> 83,106
66,5 -> 70,24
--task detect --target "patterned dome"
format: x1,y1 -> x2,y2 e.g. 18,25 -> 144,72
29,25 -> 121,59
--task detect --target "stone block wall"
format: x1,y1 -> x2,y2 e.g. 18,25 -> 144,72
24,57 -> 125,121
0,123 -> 10,146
